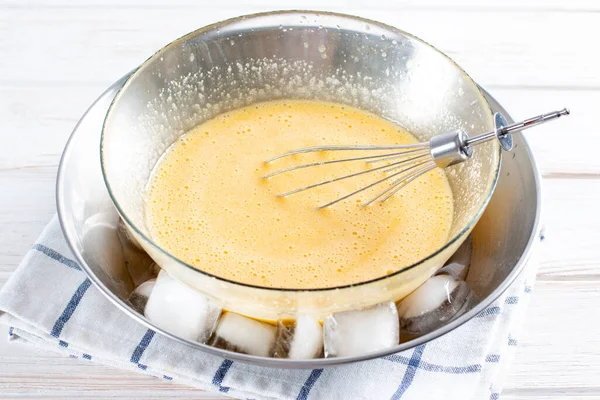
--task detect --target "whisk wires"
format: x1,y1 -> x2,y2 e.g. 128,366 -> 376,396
262,108 -> 570,209
263,143 -> 433,208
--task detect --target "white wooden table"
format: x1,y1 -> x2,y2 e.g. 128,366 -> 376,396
1,0 -> 598,398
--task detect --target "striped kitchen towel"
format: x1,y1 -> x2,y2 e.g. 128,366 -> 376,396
0,216 -> 538,400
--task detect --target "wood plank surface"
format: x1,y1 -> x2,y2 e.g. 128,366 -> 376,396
1,0 -> 599,398
1,8 -> 597,88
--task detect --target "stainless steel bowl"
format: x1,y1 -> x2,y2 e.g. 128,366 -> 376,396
99,11 -> 501,322
57,73 -> 540,368
57,11 -> 541,368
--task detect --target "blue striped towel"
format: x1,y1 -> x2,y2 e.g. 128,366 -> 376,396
0,216 -> 538,400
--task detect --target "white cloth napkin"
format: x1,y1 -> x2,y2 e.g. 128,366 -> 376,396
0,216 -> 538,400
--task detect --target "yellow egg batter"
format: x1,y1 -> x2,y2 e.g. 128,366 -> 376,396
145,100 -> 454,289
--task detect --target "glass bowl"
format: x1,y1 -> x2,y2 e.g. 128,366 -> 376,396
100,11 -> 501,321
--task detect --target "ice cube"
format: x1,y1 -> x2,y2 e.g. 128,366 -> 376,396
272,315 -> 323,359
397,274 -> 473,336
144,270 -> 221,343
83,214 -> 132,297
323,302 -> 399,357
209,312 -> 276,357
128,278 -> 156,313
437,235 -> 472,280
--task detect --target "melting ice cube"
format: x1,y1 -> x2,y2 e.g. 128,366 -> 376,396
209,312 -> 276,357
437,235 -> 472,280
128,278 -> 156,313
272,315 -> 323,359
144,270 -> 221,343
323,302 -> 399,357
397,274 -> 473,336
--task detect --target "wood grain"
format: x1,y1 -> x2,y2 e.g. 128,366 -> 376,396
5,0 -> 600,10
0,7 -> 597,87
1,0 -> 599,398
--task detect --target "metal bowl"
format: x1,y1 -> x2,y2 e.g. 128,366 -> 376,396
57,73 -> 540,368
57,11 -> 541,368
99,11 -> 501,322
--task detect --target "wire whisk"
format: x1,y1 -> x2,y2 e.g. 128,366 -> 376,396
264,108 -> 570,208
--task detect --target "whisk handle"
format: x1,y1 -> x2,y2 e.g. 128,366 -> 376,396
465,108 -> 570,150
431,108 -> 569,168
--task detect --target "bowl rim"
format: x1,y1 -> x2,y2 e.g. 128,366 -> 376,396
98,9 -> 503,293
57,73 -> 541,368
